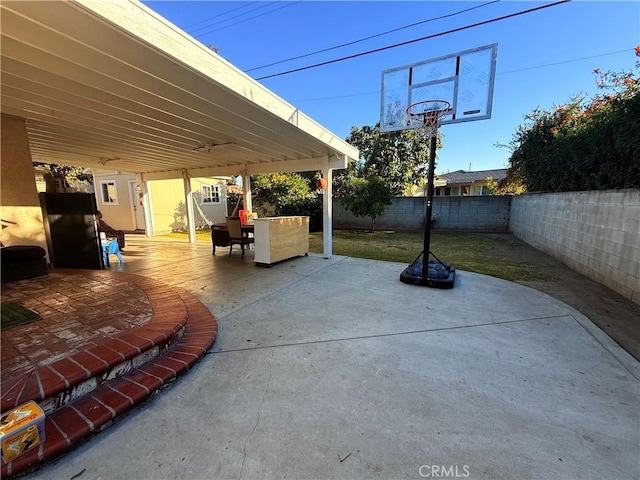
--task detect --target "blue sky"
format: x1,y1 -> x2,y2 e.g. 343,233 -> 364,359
144,1 -> 639,174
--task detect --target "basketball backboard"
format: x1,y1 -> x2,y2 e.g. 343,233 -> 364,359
380,43 -> 498,132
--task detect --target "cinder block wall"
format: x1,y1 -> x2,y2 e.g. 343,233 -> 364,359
332,196 -> 422,230
510,190 -> 640,304
333,196 -> 511,232
432,196 -> 511,231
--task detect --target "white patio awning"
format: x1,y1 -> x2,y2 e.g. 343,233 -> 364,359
0,0 -> 359,181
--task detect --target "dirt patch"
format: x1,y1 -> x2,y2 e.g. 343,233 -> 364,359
482,234 -> 640,361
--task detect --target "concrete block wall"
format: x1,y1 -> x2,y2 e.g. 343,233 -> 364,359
432,196 -> 511,231
332,195 -> 511,232
332,196 -> 424,230
510,189 -> 640,304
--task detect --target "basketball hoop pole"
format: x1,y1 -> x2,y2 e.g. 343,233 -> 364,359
399,100 -> 455,288
422,134 -> 437,283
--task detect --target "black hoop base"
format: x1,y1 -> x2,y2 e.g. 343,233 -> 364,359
399,252 -> 455,289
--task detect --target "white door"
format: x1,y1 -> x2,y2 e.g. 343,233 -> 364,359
129,181 -> 145,230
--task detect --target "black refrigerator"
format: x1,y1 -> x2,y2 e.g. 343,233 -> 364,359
39,192 -> 104,269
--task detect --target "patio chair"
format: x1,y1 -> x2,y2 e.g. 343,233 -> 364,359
211,223 -> 230,255
226,216 -> 253,259
103,239 -> 124,267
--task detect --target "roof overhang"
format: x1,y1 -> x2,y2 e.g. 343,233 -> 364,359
0,0 -> 359,180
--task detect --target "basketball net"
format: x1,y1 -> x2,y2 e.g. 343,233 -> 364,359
406,100 -> 451,139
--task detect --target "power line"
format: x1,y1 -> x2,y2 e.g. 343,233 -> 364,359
256,0 -> 572,81
183,2 -> 260,31
498,48 -> 631,75
194,2 -> 301,38
286,48 -> 631,104
188,2 -> 278,34
245,0 -> 500,73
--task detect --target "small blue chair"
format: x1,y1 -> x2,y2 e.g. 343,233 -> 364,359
102,240 -> 124,267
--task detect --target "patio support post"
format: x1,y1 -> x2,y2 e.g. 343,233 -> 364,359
243,169 -> 253,214
139,174 -> 153,238
322,157 -> 332,259
182,170 -> 196,243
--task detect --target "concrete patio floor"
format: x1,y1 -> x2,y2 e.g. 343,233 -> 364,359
25,236 -> 639,480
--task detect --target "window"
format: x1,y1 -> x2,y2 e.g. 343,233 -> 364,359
472,186 -> 482,196
100,180 -> 118,204
201,184 -> 221,204
450,187 -> 460,196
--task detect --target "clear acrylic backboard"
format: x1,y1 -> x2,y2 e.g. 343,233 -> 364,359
380,43 -> 498,132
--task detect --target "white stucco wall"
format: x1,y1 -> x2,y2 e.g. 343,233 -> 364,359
510,190 -> 640,304
92,170 -> 138,231
147,177 -> 228,235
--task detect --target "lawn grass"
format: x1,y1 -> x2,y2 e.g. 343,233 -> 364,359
313,230 -> 550,282
163,228 -> 550,282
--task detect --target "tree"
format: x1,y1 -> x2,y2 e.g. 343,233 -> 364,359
502,48 -> 640,192
340,176 -> 393,232
485,176 -> 526,195
251,172 -> 311,216
251,172 -> 323,230
342,123 -> 439,195
33,162 -> 93,188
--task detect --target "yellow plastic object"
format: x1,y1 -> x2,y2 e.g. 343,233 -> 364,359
0,401 -> 46,464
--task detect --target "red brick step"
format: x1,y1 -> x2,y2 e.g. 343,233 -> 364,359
1,284 -> 217,478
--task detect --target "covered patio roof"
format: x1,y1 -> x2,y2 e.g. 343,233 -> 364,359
0,0 -> 359,181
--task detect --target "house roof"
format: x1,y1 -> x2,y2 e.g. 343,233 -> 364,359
438,169 -> 507,184
0,0 -> 359,181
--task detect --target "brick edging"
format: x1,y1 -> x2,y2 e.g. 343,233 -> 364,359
2,284 -> 217,477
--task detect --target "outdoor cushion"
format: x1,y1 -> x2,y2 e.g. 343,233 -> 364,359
1,245 -> 48,283
1,245 -> 46,264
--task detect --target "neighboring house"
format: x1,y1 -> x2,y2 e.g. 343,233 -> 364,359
434,169 -> 507,196
147,176 -> 232,234
90,170 -> 233,234
91,170 -> 144,232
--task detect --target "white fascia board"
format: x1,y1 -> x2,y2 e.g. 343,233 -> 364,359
141,155 -> 348,181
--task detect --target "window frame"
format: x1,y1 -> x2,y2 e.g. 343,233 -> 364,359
99,180 -> 119,205
201,184 -> 221,204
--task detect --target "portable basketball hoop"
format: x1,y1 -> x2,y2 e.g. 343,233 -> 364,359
380,43 -> 498,288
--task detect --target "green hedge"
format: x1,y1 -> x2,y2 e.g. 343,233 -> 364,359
507,59 -> 640,192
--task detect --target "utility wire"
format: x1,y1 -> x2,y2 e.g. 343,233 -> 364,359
256,0 -> 572,81
246,0 -> 500,73
194,2 -> 300,37
188,2 -> 277,34
497,48 -> 631,75
287,48 -> 631,104
183,2 -> 260,31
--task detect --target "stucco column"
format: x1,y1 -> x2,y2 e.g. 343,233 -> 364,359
0,114 -> 48,253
